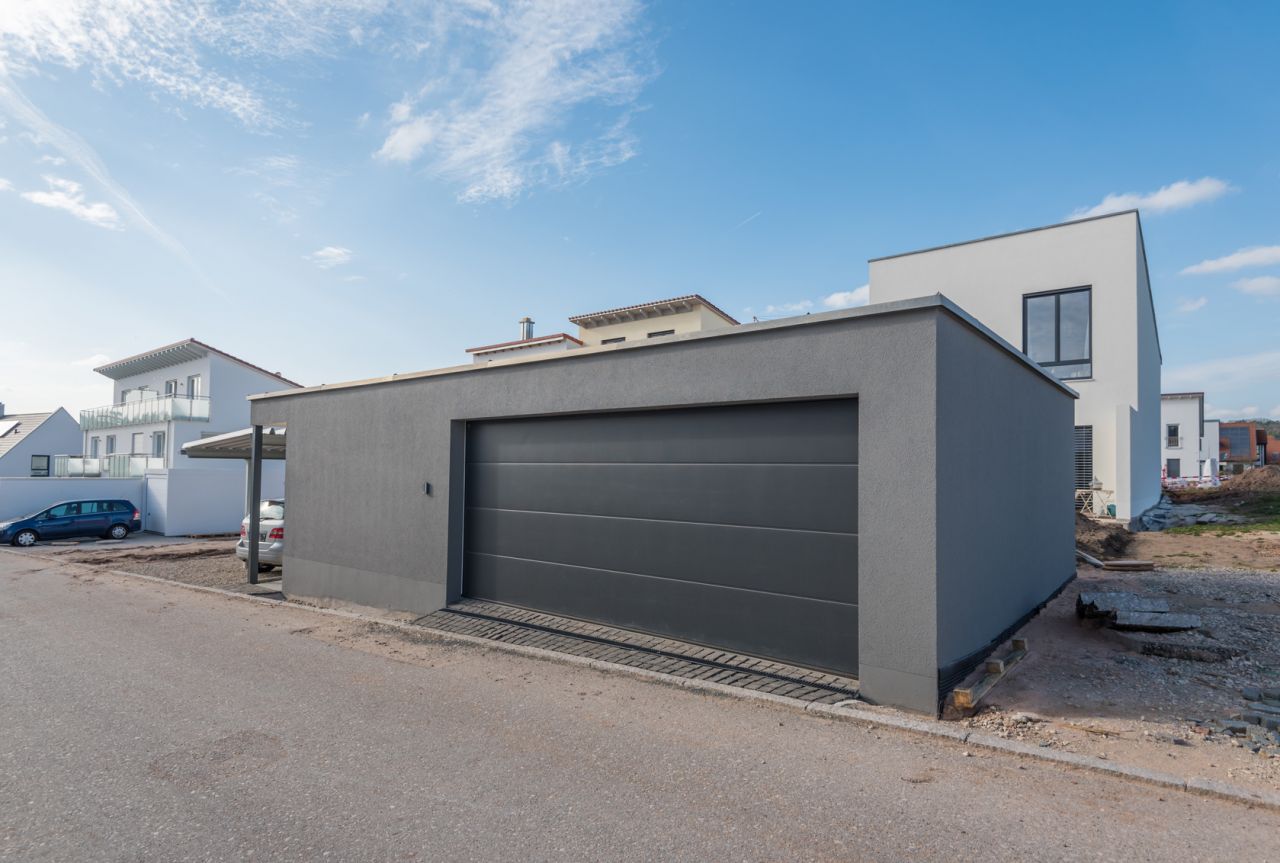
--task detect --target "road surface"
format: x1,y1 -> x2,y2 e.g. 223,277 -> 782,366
1,551 -> 1276,862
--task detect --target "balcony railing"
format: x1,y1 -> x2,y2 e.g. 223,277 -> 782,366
80,395 -> 210,431
1165,436 -> 1182,449
53,454 -> 166,478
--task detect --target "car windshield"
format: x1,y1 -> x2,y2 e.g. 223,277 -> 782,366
260,501 -> 284,520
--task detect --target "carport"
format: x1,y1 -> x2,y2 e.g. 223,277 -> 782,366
244,296 -> 1077,714
182,427 -> 285,583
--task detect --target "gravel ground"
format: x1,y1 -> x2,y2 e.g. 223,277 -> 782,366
965,565 -> 1280,793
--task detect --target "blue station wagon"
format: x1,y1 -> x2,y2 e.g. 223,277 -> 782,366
0,500 -> 142,546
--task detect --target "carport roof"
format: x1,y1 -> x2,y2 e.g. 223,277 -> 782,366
182,427 -> 286,460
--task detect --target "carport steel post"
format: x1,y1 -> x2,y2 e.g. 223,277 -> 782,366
246,425 -> 263,584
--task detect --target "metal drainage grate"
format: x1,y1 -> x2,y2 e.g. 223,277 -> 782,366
412,604 -> 860,704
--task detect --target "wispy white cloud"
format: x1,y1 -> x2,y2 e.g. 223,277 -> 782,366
0,77 -> 193,261
1231,275 -> 1280,297
1206,404 -> 1260,419
71,353 -> 110,367
227,154 -> 331,224
37,154 -> 65,165
1182,245 -> 1280,275
0,0 -> 384,129
376,0 -> 655,202
763,300 -> 813,315
20,175 -> 120,229
305,245 -> 353,269
732,211 -> 762,230
823,285 -> 870,309
1071,177 -> 1233,220
0,177 -> 10,191
1165,350 -> 1280,392
1175,296 -> 1207,313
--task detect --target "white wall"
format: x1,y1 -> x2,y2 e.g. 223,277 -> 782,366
0,477 -> 145,522
1160,396 -> 1202,480
0,410 -> 83,477
869,211 -> 1161,521
1202,419 -> 1221,477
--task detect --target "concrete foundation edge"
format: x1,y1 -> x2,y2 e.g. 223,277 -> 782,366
14,549 -> 1276,815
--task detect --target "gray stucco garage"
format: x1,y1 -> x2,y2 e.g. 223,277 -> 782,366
248,296 -> 1076,714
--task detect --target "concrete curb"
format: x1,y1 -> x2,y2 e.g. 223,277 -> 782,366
9,548 -> 1280,813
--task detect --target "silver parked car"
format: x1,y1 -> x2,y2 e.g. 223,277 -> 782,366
236,499 -> 284,572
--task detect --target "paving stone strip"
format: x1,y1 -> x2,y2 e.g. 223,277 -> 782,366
412,599 -> 859,704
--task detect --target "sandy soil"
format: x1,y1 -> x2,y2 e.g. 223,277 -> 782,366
1131,529 -> 1280,572
38,540 -> 276,591
965,565 -> 1280,793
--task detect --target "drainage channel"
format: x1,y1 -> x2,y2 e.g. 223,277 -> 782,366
426,606 -> 861,702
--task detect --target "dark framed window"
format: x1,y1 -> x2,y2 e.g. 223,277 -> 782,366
601,337 -> 626,345
1023,286 -> 1092,380
647,329 -> 675,338
1166,424 -> 1180,447
30,454 -> 50,477
1166,458 -> 1181,479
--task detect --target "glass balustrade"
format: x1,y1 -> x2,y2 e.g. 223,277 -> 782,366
79,396 -> 211,431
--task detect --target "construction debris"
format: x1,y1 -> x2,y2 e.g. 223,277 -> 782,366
1077,591 -> 1169,618
949,639 -> 1028,712
1110,611 -> 1202,632
1191,685 -> 1280,756
1101,559 -> 1155,572
1076,591 -> 1201,633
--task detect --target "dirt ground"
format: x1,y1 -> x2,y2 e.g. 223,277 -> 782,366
36,540 -> 275,591
968,564 -> 1280,794
1131,529 -> 1280,572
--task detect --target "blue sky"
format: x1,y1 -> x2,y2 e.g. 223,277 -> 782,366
1,1 -> 1277,418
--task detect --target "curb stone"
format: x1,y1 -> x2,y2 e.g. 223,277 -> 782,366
6,547 -> 1280,814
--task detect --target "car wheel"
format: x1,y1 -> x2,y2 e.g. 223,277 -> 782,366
13,529 -> 38,547
108,524 -> 129,540
258,564 -> 275,573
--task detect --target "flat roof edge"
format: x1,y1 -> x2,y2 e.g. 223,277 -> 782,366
868,209 -> 1140,264
249,294 -> 1076,403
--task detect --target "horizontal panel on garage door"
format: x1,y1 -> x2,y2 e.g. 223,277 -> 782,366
467,398 -> 859,465
463,398 -> 859,674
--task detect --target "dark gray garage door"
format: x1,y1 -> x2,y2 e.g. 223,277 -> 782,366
463,399 -> 859,675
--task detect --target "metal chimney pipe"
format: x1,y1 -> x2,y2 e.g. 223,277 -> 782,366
518,316 -> 534,340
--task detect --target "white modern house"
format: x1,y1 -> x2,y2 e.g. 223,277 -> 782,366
47,339 -> 299,535
869,210 -> 1161,524
1160,392 -> 1217,483
0,405 -> 82,478
467,296 -> 739,363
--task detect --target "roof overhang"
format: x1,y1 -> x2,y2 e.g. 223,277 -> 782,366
96,341 -> 210,379
182,426 -> 286,460
569,294 -> 739,329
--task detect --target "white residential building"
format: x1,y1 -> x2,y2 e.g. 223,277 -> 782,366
48,339 -> 299,535
1160,392 -> 1217,482
0,405 -> 82,478
75,339 -> 298,474
869,210 -> 1161,523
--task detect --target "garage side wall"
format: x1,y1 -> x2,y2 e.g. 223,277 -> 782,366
253,308 -> 945,712
933,313 -> 1076,692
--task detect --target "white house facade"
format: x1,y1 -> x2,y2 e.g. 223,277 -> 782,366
48,340 -> 299,536
1160,392 -> 1216,483
868,210 -> 1162,523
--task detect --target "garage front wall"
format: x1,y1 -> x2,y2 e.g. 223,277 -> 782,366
252,298 -> 1074,714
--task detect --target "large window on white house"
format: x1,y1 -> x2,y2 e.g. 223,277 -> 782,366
1073,425 -> 1094,491
1023,287 -> 1092,380
152,431 -> 166,458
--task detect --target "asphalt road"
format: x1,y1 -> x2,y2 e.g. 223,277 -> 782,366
2,552 -> 1277,862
